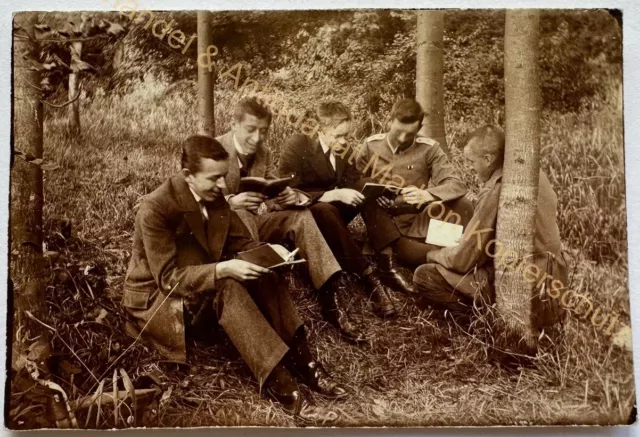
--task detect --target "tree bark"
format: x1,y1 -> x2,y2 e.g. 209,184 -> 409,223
11,12 -> 48,368
416,10 -> 448,156
494,9 -> 542,356
67,16 -> 87,135
197,11 -> 215,136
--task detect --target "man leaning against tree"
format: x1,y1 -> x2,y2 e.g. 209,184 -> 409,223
413,125 -> 567,329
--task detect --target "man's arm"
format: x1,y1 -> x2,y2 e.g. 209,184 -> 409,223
224,210 -> 265,254
341,144 -> 365,189
426,184 -> 500,273
138,201 -> 218,298
425,144 -> 467,202
354,141 -> 372,176
279,134 -> 326,202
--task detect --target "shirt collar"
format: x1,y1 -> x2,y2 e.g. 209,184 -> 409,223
188,186 -> 202,204
233,133 -> 247,156
386,134 -> 414,155
485,168 -> 504,188
318,135 -> 330,154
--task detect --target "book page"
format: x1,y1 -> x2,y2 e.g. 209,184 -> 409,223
425,219 -> 463,247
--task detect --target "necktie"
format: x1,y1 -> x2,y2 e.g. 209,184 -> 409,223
324,149 -> 335,176
238,153 -> 256,177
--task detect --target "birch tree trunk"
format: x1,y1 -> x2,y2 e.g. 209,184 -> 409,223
197,11 -> 215,136
494,9 -> 541,356
67,16 -> 87,135
416,10 -> 448,156
11,12 -> 49,369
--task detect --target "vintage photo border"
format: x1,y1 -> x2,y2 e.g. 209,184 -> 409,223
1,0 -> 639,435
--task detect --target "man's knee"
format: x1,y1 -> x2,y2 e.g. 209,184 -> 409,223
310,202 -> 341,222
214,278 -> 248,317
413,263 -> 443,292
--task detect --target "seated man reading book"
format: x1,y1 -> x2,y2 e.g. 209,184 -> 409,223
216,97 -> 376,342
122,135 -> 347,415
279,101 -> 398,316
353,99 -> 474,275
413,125 -> 567,330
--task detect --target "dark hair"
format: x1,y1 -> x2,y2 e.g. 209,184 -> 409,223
389,98 -> 424,124
233,97 -> 272,125
180,135 -> 228,173
316,100 -> 352,128
464,124 -> 505,161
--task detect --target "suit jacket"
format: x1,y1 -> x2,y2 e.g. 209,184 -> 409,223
427,168 -> 568,328
279,133 -> 362,202
122,173 -> 261,362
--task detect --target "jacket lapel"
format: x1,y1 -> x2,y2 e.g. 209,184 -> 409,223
206,204 -> 230,261
308,138 -> 335,183
217,131 -> 241,195
171,175 -> 210,254
334,152 -> 346,182
249,145 -> 267,177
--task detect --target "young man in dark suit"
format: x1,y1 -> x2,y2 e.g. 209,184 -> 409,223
279,101 -> 397,316
122,135 -> 346,416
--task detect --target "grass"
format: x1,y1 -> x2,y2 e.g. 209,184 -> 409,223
8,74 -> 634,428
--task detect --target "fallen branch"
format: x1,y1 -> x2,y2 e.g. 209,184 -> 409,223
71,387 -> 160,410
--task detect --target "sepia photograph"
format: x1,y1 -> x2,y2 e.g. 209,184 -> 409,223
7,7 -> 633,429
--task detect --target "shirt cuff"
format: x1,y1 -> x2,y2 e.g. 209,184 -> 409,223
296,191 -> 310,205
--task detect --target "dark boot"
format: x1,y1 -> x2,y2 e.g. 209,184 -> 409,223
264,363 -> 303,415
286,332 -> 348,399
320,273 -> 368,343
362,271 -> 397,317
374,253 -> 417,296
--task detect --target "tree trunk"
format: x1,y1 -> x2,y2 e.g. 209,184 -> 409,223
11,12 -> 49,369
416,10 -> 448,156
197,11 -> 215,136
494,9 -> 542,357
67,16 -> 87,135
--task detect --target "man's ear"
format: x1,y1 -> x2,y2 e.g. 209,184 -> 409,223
181,168 -> 191,179
484,154 -> 494,165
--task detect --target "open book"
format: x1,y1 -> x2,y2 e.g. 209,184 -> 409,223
239,176 -> 294,198
425,219 -> 464,247
236,244 -> 306,269
361,183 -> 400,200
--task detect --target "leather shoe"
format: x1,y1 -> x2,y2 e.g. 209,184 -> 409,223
363,272 -> 397,317
320,274 -> 368,342
264,364 -> 303,415
374,253 -> 417,296
297,361 -> 348,399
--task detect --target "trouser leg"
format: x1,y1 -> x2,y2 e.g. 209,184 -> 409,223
308,202 -> 370,276
213,277 -> 303,385
393,237 -> 439,269
360,200 -> 402,252
413,263 -> 473,311
257,210 -> 341,289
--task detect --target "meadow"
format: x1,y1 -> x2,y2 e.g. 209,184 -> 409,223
8,65 -> 633,428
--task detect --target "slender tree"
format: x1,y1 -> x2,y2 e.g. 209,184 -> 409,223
66,15 -> 87,134
416,10 -> 448,155
11,12 -> 49,370
494,9 -> 542,356
197,11 -> 215,136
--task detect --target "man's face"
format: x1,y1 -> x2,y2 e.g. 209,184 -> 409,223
388,118 -> 421,150
463,139 -> 494,183
320,120 -> 351,153
232,113 -> 270,154
183,158 -> 229,202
